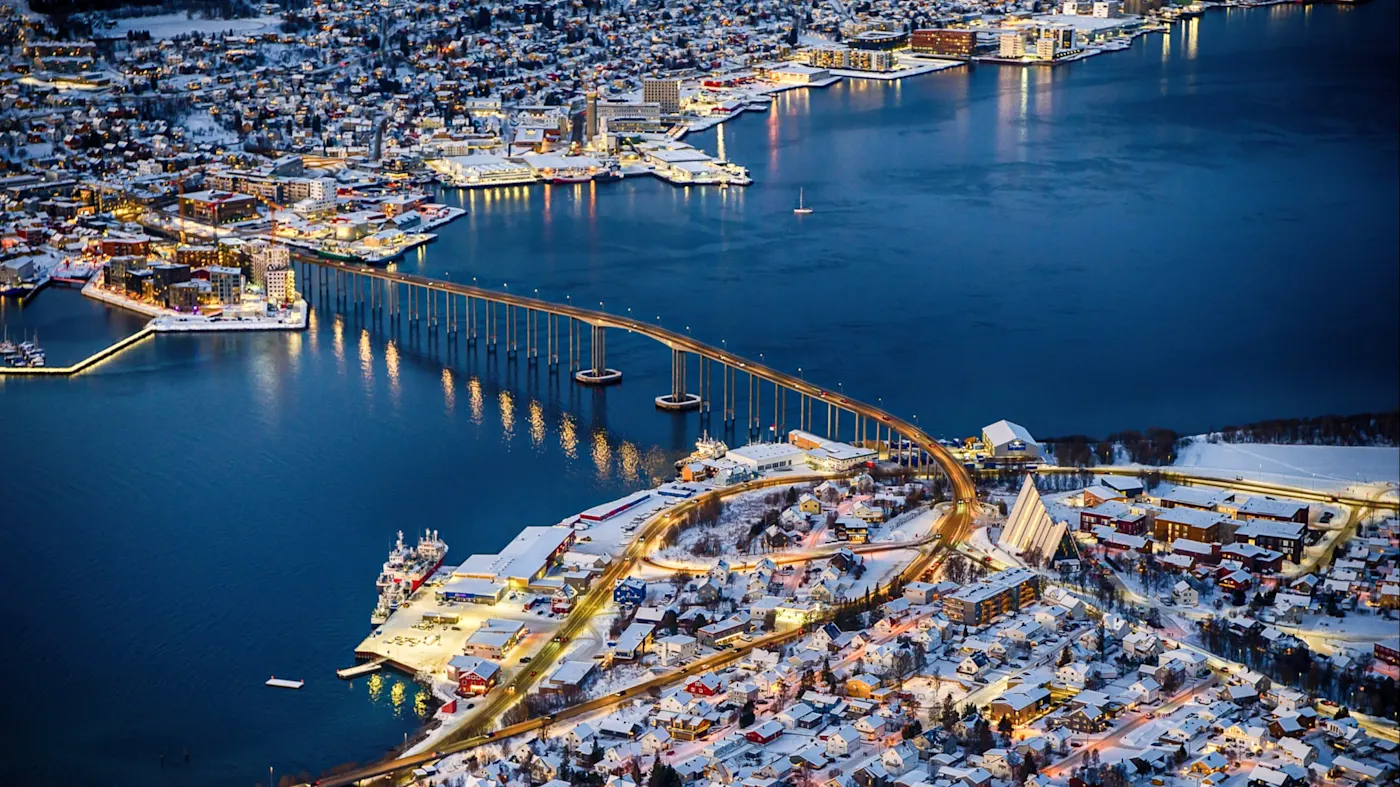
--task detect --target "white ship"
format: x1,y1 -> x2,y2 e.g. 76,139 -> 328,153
371,529 -> 448,625
675,432 -> 729,470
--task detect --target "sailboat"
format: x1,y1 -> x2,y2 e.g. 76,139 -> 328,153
793,188 -> 813,215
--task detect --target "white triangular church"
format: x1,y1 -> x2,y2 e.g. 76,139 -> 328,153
997,474 -> 1067,564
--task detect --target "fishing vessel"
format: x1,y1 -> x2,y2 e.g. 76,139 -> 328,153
371,529 -> 448,624
674,432 -> 729,470
794,188 -> 813,215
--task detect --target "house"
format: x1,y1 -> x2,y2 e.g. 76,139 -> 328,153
1122,631 -> 1162,660
904,581 -> 938,605
846,673 -> 882,699
882,742 -> 919,777
1189,752 -> 1230,776
657,634 -> 698,666
446,655 -> 500,696
685,672 -> 725,696
981,748 -> 1017,780
988,687 -> 1051,726
1278,737 -> 1316,766
798,493 -> 822,514
1128,677 -> 1161,704
613,623 -> 655,660
1057,662 -> 1094,689
614,578 -> 647,606
826,725 -> 863,757
1172,580 -> 1199,607
1064,704 -> 1108,734
958,652 -> 991,678
744,719 -> 784,745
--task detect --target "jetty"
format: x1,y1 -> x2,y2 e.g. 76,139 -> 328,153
336,657 -> 387,680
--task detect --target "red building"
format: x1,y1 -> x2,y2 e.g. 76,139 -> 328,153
447,656 -> 500,696
744,720 -> 784,744
685,673 -> 724,696
1221,543 -> 1283,574
102,235 -> 151,257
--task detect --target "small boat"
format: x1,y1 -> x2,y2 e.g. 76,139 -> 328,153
551,173 -> 592,185
793,188 -> 813,215
266,677 -> 305,689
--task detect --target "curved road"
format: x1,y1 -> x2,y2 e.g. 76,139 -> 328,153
299,263 -> 979,786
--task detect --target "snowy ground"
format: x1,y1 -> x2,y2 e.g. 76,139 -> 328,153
1174,439 -> 1400,489
102,13 -> 283,40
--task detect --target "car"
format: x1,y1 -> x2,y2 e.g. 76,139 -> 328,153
1071,741 -> 1083,748
484,732 -> 495,738
880,414 -> 890,422
466,703 -> 475,710
530,670 -> 538,677
519,657 -> 532,664
616,690 -> 627,697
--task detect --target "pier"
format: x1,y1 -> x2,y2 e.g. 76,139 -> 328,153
336,657 -> 387,680
0,326 -> 155,377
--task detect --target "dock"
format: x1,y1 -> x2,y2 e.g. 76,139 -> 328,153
337,657 -> 387,680
266,677 -> 305,689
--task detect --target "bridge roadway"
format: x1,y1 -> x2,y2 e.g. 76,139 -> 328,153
300,262 -> 979,786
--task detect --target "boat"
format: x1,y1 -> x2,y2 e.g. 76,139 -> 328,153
551,173 -> 593,185
674,432 -> 730,470
594,166 -> 624,183
266,677 -> 304,689
377,529 -> 448,593
371,529 -> 448,624
794,188 -> 813,215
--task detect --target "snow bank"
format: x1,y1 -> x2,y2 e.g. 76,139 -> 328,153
1174,439 -> 1400,487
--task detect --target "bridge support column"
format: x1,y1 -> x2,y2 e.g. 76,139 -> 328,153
486,301 -> 497,353
547,313 -> 558,371
506,304 -> 517,359
656,348 -> 699,410
574,324 -> 621,385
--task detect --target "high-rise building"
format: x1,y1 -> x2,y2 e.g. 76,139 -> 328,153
248,239 -> 291,287
585,90 -> 599,141
999,32 -> 1026,58
1036,35 -> 1058,60
208,265 -> 244,305
642,78 -> 681,115
264,263 -> 296,305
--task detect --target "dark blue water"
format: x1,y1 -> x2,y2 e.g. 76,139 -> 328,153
2,4 -> 1396,785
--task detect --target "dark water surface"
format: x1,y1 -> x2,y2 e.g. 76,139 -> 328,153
1,4 -> 1396,784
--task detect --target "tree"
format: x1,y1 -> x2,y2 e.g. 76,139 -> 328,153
1058,647 -> 1073,667
901,720 -> 923,740
997,715 -> 1014,736
739,699 -> 755,728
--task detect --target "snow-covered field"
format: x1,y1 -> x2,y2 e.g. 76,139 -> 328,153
103,13 -> 283,40
1174,439 -> 1400,488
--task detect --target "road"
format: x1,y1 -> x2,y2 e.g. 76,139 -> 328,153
1027,466 -> 1398,511
291,263 -> 978,785
1041,673 -> 1221,778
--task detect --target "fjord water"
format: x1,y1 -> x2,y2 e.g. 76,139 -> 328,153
2,4 -> 1396,784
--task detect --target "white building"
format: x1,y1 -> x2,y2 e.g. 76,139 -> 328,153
264,263 -> 295,304
726,443 -> 807,473
999,32 -> 1027,58
997,474 -> 1066,563
982,419 -> 1041,459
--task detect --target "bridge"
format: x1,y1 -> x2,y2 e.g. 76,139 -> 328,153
292,256 -> 980,786
297,255 -> 958,467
